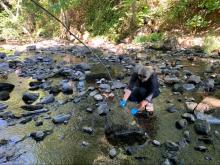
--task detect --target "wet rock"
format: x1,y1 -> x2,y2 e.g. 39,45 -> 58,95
86,107 -> 93,113
20,104 -> 44,111
49,85 -> 61,95
75,63 -> 91,71
52,114 -> 71,124
19,116 -> 32,124
166,106 -> 178,113
22,108 -> 49,117
175,119 -> 188,129
26,45 -> 36,51
194,119 -> 211,135
73,97 -> 81,103
162,159 -> 172,165
111,81 -> 126,89
105,125 -> 147,145
40,94 -> 55,104
194,145 -> 207,152
97,103 -> 109,116
82,126 -> 93,134
0,83 -> 14,91
172,83 -> 183,93
164,141 -> 179,151
99,84 -> 111,93
204,79 -> 215,92
185,101 -> 197,112
0,91 -> 10,101
181,113 -> 195,122
152,140 -> 161,146
81,141 -> 89,147
198,137 -> 213,144
164,76 -> 180,85
35,120 -> 43,126
187,75 -> 201,84
0,52 -> 6,59
0,103 -> 8,111
94,94 -> 103,101
0,139 -> 8,146
109,148 -> 117,159
89,90 -> 98,97
183,130 -> 190,140
183,83 -> 195,91
70,70 -> 85,80
30,131 -> 45,141
22,92 -> 39,104
60,82 -> 73,94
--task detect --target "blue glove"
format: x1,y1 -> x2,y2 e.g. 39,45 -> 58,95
130,108 -> 139,116
119,99 -> 127,108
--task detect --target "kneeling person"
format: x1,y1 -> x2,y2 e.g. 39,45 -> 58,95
120,64 -> 160,116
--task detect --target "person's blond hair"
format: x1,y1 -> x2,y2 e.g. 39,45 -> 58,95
134,64 -> 153,81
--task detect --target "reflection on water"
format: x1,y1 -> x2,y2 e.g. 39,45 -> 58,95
136,115 -> 158,138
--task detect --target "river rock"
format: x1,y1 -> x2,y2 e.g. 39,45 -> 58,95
94,94 -> 103,101
82,126 -> 93,134
152,140 -> 161,146
70,70 -> 85,80
0,103 -> 8,111
183,83 -> 195,91
75,63 -> 91,71
181,113 -> 195,122
204,79 -> 215,92
0,91 -> 10,101
185,101 -> 197,111
22,92 -> 39,104
99,84 -> 111,93
162,159 -> 172,165
89,90 -> 98,97
97,103 -> 109,116
166,106 -> 178,113
22,108 -> 49,117
49,85 -> 61,95
52,114 -> 71,124
187,75 -> 201,84
164,141 -> 179,151
26,45 -> 36,51
109,148 -> 117,159
35,120 -> 43,126
60,82 -> 73,94
164,76 -> 180,85
20,117 -> 32,124
20,104 -> 44,111
111,81 -> 126,89
0,83 -> 14,91
0,52 -> 6,59
194,145 -> 207,152
30,131 -> 45,141
172,83 -> 184,93
86,107 -> 93,113
40,94 -> 55,104
175,119 -> 188,129
194,119 -> 210,135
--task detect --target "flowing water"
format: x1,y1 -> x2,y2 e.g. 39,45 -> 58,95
0,50 -> 220,165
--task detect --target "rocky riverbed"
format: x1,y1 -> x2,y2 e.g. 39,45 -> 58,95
0,40 -> 220,164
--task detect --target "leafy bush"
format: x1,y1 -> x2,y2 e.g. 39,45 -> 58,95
186,15 -> 208,29
204,35 -> 220,53
133,32 -> 164,44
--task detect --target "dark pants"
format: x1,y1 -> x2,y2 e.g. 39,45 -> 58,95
128,87 -> 148,103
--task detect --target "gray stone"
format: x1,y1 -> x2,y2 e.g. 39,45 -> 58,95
162,159 -> 172,165
183,83 -> 195,91
97,103 -> 109,116
164,141 -> 179,151
166,106 -> 178,113
111,81 -> 126,89
0,103 -> 8,111
52,114 -> 71,124
22,109 -> 48,117
30,131 -> 45,141
40,94 -> 55,104
194,119 -> 211,135
164,76 -> 180,85
89,90 -> 98,97
99,84 -> 111,93
22,92 -> 39,104
194,145 -> 207,152
181,113 -> 195,122
0,91 -> 10,101
152,140 -> 161,146
82,126 -> 93,134
188,75 -> 201,84
109,148 -> 117,159
94,94 -> 103,101
175,119 -> 188,129
26,45 -> 36,51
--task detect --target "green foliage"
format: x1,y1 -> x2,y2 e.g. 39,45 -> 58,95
199,0 -> 220,13
133,32 -> 164,44
186,15 -> 208,29
204,35 -> 220,53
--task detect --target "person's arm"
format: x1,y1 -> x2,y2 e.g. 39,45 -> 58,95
123,73 -> 138,100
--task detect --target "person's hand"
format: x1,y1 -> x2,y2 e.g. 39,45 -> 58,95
119,99 -> 127,108
130,108 -> 139,116
137,100 -> 149,110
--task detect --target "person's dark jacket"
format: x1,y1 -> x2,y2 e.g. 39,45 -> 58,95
128,72 -> 160,99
